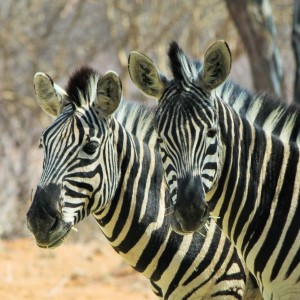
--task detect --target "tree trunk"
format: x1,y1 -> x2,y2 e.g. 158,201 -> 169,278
225,0 -> 285,99
292,0 -> 300,103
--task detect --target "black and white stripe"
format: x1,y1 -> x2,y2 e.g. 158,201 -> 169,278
133,42 -> 300,299
27,67 -> 261,299
216,82 -> 300,145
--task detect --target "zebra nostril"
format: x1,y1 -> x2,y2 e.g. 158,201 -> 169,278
49,216 -> 61,233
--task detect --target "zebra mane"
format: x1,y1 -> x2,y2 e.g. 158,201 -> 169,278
218,80 -> 300,145
63,66 -> 157,145
65,66 -> 99,109
114,100 -> 158,146
167,41 -> 300,144
168,41 -> 200,82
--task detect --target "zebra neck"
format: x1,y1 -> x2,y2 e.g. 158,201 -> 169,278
95,120 -> 168,251
206,101 -> 300,256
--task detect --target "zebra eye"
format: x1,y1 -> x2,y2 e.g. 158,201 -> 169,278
206,128 -> 217,138
83,141 -> 99,155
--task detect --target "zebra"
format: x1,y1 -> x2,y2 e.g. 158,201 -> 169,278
26,67 -> 262,299
215,83 -> 300,146
128,41 -> 300,299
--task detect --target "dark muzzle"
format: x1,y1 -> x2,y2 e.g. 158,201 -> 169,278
27,184 -> 70,248
171,174 -> 209,234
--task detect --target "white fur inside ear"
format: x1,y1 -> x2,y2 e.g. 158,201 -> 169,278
128,51 -> 166,99
95,71 -> 122,116
197,40 -> 231,91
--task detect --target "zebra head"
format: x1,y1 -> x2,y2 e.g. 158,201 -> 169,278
129,41 -> 231,234
27,67 -> 122,248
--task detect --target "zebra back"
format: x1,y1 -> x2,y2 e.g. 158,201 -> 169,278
113,100 -> 157,147
216,81 -> 300,145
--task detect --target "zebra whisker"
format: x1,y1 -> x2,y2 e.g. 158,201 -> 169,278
165,206 -> 174,216
71,226 -> 78,232
197,231 -> 206,238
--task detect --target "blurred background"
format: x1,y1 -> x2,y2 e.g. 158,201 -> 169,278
0,0 -> 298,298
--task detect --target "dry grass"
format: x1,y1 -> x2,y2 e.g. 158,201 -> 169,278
0,237 -> 156,300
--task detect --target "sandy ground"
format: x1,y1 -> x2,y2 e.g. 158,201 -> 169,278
0,238 -> 156,300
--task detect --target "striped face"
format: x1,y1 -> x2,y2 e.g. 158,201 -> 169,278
38,104 -> 118,225
27,68 -> 122,248
157,85 -> 221,191
155,82 -> 221,233
128,40 -> 231,234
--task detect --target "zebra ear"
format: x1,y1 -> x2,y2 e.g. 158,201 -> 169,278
34,72 -> 66,117
95,71 -> 122,117
197,40 -> 231,91
128,51 -> 167,99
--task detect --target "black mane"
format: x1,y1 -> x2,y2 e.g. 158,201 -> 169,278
168,41 -> 200,81
168,41 -> 185,80
66,66 -> 99,107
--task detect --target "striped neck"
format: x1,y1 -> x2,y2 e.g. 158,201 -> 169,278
206,100 -> 259,230
206,100 -> 300,275
92,119 -> 192,282
93,119 -> 169,243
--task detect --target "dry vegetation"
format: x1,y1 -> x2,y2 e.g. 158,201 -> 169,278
0,237 -> 156,300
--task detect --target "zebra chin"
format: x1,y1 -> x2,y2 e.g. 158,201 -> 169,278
33,222 -> 71,249
27,213 -> 72,249
27,184 -> 72,249
170,213 -> 209,235
171,174 -> 210,235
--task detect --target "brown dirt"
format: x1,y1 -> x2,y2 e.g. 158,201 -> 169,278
0,238 -> 156,300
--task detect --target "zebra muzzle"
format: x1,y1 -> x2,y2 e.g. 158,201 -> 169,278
172,175 -> 210,234
27,184 -> 71,248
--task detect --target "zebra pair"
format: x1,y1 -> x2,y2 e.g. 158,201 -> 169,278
27,41 -> 299,299
128,41 -> 300,299
27,68 -> 260,299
